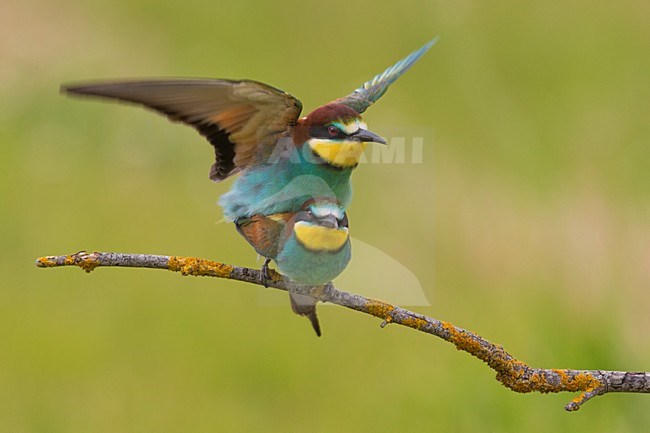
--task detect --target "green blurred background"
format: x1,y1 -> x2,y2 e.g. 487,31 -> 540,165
2,0 -> 649,431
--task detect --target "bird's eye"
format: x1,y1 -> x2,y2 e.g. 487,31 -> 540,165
327,126 -> 340,137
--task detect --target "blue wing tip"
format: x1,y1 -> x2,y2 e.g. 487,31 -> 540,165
346,35 -> 441,109
426,35 -> 441,48
412,36 -> 440,59
384,36 -> 439,82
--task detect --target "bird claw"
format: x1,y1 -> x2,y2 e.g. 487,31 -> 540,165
260,258 -> 272,288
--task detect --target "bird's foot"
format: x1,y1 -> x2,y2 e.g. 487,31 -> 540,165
260,258 -> 272,288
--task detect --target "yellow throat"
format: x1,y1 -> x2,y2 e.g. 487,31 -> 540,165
308,139 -> 367,168
294,222 -> 349,252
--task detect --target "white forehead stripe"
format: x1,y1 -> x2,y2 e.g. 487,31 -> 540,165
310,203 -> 344,220
340,120 -> 367,135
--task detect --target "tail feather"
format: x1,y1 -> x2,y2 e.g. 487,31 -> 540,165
289,292 -> 321,337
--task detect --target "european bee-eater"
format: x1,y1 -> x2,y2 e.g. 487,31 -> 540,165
62,38 -> 437,221
236,198 -> 351,336
61,39 -> 436,333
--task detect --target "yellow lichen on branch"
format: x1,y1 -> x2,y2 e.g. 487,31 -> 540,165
441,321 -> 488,358
503,369 -> 602,396
77,253 -> 100,273
365,299 -> 395,321
438,320 -> 603,399
401,315 -> 429,331
551,370 -> 602,394
37,252 -> 100,272
36,256 -> 60,268
168,256 -> 233,278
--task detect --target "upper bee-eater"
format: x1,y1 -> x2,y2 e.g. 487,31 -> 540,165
236,198 -> 350,336
62,38 -> 437,221
61,38 -> 436,334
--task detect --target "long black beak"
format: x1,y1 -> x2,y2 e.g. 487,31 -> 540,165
319,214 -> 340,229
352,128 -> 387,145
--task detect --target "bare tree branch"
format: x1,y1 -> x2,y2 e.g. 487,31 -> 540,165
36,251 -> 650,411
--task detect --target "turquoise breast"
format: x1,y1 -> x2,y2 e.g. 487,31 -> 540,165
275,232 -> 352,286
219,153 -> 354,220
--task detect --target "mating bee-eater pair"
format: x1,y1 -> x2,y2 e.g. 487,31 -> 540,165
63,38 -> 437,336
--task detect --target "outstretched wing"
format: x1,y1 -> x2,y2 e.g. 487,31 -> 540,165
62,79 -> 303,181
235,213 -> 293,259
334,37 -> 438,114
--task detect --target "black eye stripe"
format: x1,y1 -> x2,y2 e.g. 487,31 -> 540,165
309,125 -> 347,140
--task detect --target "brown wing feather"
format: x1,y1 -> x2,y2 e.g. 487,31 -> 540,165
235,213 -> 293,259
62,79 -> 303,181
